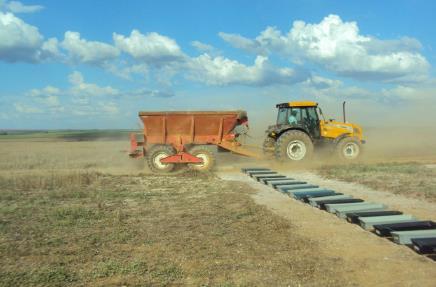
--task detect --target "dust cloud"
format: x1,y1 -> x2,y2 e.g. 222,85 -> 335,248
239,98 -> 436,163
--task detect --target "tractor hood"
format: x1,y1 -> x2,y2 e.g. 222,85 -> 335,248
320,120 -> 364,141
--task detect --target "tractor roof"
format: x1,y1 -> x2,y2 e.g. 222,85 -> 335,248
276,101 -> 318,108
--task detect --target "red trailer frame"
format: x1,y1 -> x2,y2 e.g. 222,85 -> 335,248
129,111 -> 258,170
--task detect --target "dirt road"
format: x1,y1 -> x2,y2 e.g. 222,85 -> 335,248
219,171 -> 436,287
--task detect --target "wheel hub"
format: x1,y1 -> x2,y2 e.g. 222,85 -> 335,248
343,143 -> 360,159
286,140 -> 307,161
153,152 -> 170,169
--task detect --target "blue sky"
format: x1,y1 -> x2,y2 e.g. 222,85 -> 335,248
1,0 -> 435,129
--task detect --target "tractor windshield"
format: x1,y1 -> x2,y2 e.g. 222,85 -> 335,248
277,107 -> 304,125
277,108 -> 289,125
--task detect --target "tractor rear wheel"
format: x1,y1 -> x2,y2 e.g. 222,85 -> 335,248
336,137 -> 362,161
146,145 -> 176,173
187,146 -> 216,172
275,130 -> 314,162
262,136 -> 275,158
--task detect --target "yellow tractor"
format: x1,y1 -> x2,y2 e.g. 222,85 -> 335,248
263,101 -> 365,161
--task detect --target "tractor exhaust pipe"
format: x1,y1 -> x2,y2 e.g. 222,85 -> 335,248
343,101 -> 347,123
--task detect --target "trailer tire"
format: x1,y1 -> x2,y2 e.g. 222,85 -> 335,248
262,136 -> 275,158
336,137 -> 362,161
187,146 -> 216,172
275,130 -> 313,162
146,145 -> 176,173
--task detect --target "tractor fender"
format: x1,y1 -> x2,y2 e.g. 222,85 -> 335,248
333,133 -> 356,144
275,127 -> 312,140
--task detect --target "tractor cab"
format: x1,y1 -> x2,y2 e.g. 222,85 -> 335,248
275,101 -> 321,139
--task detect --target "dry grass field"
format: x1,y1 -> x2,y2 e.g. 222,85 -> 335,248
0,139 -> 344,286
317,162 -> 436,202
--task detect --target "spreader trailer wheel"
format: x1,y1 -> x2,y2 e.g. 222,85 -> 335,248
146,145 -> 176,173
187,146 -> 216,172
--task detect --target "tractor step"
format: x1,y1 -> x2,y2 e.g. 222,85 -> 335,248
373,221 -> 436,237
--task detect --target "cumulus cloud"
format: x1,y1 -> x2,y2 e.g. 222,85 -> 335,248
113,30 -> 184,64
68,71 -> 119,102
220,15 -> 430,82
3,1 -> 44,14
186,54 -> 308,86
0,11 -> 42,62
0,12 -> 61,62
61,31 -> 120,65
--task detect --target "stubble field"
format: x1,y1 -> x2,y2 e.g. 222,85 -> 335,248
0,139 -> 344,286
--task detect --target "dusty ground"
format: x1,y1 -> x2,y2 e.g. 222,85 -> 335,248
219,172 -> 436,287
1,139 -> 436,286
0,140 -> 346,286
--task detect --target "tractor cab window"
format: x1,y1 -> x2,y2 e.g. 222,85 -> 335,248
305,107 -> 319,123
288,108 -> 302,125
277,108 -> 289,125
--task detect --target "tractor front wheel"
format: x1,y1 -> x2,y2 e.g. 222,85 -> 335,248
187,146 -> 216,172
275,130 -> 314,162
336,137 -> 362,161
146,145 -> 176,173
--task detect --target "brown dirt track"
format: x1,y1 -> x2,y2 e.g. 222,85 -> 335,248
219,171 -> 436,287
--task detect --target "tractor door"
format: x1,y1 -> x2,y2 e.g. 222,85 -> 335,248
302,107 -> 321,139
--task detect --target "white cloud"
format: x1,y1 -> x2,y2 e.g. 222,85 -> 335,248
304,75 -> 342,90
113,30 -> 184,64
187,54 -> 308,86
191,40 -> 220,56
219,32 -> 265,54
27,85 -> 62,107
220,15 -> 430,82
4,1 -> 44,14
68,71 -> 119,99
61,31 -> 120,65
0,11 -> 42,62
14,102 -> 42,113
